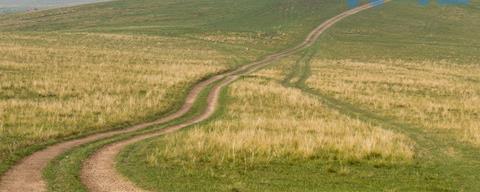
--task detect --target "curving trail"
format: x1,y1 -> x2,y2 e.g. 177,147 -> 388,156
0,1 -> 388,192
0,65 -> 223,192
80,2 -> 389,192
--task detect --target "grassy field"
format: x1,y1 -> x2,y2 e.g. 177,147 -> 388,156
1,0 -> 479,191
317,0 -> 480,63
116,0 -> 480,191
0,32 -> 240,172
0,0 -> 350,48
44,78 -> 219,192
0,0 -> 354,179
117,68 -> 415,191
144,77 -> 414,166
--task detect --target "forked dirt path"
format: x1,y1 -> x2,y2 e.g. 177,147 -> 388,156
0,1 -> 388,192
80,2 -> 389,192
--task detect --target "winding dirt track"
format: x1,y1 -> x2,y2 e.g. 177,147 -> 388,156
0,1 -> 388,192
80,2 -> 388,192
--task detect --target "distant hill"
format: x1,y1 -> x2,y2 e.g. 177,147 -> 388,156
0,0 -> 107,13
0,7 -> 27,14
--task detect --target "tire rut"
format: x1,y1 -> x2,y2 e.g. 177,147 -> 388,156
282,25 -> 480,190
80,2 -> 388,192
0,1 -> 387,192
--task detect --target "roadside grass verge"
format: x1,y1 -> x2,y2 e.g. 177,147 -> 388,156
143,79 -> 414,166
44,76 -> 221,192
116,70 -> 415,191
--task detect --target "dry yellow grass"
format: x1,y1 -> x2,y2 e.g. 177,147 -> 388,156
146,74 -> 414,167
307,60 -> 480,146
0,32 -> 250,164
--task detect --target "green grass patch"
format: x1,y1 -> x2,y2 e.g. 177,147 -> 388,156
317,0 -> 480,63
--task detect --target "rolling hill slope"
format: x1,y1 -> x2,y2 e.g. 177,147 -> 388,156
0,0 -> 350,179
114,0 -> 480,191
0,0 -> 479,191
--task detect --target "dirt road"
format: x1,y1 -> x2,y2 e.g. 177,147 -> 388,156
80,2 -> 388,192
0,1 -> 388,192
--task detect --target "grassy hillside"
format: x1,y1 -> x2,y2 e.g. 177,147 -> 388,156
318,0 -> 480,63
0,0 -> 349,43
2,0 -> 479,191
0,8 -> 27,14
116,1 -> 480,191
0,0 -> 351,178
0,32 -> 239,174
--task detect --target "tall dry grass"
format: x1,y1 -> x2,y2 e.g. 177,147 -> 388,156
307,60 -> 480,146
0,32 -> 249,164
145,76 -> 414,167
